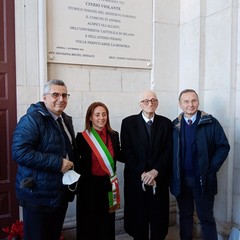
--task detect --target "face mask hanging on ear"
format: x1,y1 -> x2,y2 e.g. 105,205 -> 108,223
62,170 -> 80,185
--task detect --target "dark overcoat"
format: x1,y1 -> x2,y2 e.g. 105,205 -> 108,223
120,112 -> 172,237
170,111 -> 230,197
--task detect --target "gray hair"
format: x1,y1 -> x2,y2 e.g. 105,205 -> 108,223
43,79 -> 67,94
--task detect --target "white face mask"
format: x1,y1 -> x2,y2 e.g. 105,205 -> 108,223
62,170 -> 80,185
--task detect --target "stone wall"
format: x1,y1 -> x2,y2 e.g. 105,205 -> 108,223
14,0 -> 240,238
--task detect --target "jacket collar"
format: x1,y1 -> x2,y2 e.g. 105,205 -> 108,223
174,110 -> 212,130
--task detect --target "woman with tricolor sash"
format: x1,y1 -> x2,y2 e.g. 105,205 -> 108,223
75,102 -> 121,240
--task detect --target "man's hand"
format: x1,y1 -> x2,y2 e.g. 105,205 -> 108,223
61,158 -> 74,173
141,169 -> 158,185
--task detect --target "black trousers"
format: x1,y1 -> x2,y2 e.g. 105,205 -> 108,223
76,175 -> 115,240
130,185 -> 169,240
23,203 -> 68,240
177,176 -> 217,240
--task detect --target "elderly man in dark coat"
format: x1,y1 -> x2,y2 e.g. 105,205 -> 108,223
120,90 -> 172,240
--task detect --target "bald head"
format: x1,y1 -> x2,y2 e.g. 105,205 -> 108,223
139,90 -> 157,103
139,90 -> 158,118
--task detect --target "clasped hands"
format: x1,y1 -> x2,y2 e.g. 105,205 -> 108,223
141,169 -> 158,186
141,169 -> 158,195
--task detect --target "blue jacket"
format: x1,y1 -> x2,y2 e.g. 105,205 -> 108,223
12,102 -> 76,208
170,110 -> 230,197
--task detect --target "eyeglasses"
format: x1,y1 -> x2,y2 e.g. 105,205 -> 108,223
46,92 -> 70,100
140,98 -> 158,105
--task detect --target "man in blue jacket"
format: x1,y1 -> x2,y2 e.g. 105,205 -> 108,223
171,89 -> 230,240
12,79 -> 77,240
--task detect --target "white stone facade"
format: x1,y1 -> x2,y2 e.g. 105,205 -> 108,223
15,0 -> 240,238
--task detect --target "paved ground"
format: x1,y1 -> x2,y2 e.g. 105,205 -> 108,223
63,225 -> 201,240
115,225 -> 201,240
116,225 -> 180,240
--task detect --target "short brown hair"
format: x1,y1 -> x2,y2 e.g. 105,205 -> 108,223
178,89 -> 199,101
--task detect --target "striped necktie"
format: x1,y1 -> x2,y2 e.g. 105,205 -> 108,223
188,119 -> 192,125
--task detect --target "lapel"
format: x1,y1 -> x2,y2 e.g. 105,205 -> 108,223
137,113 -> 151,147
62,114 -> 77,152
149,114 -> 161,147
62,114 -> 74,139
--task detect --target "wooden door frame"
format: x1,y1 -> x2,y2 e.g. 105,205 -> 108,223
0,0 -> 18,237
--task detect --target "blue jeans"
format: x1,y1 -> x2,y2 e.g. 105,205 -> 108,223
177,176 -> 217,240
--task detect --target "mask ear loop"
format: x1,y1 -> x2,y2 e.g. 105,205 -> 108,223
67,166 -> 79,192
142,181 -> 157,195
68,182 -> 78,192
152,182 -> 156,195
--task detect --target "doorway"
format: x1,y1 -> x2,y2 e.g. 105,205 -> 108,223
0,0 -> 19,238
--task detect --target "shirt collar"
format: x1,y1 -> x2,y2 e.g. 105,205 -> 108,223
95,127 -> 107,136
49,111 -> 61,121
142,112 -> 154,123
184,112 -> 197,124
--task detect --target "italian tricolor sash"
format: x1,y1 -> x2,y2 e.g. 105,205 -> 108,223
82,128 -> 120,213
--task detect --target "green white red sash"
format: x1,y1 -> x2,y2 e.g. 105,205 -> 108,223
82,128 -> 120,212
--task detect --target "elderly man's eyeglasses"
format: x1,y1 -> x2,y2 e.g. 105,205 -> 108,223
140,99 -> 158,105
46,92 -> 70,100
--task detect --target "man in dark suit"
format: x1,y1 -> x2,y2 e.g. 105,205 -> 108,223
120,90 -> 172,240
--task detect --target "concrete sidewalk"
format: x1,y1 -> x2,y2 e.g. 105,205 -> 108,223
116,225 -> 180,240
63,225 -> 201,239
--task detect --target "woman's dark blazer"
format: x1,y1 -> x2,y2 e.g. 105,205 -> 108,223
75,130 -> 120,180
